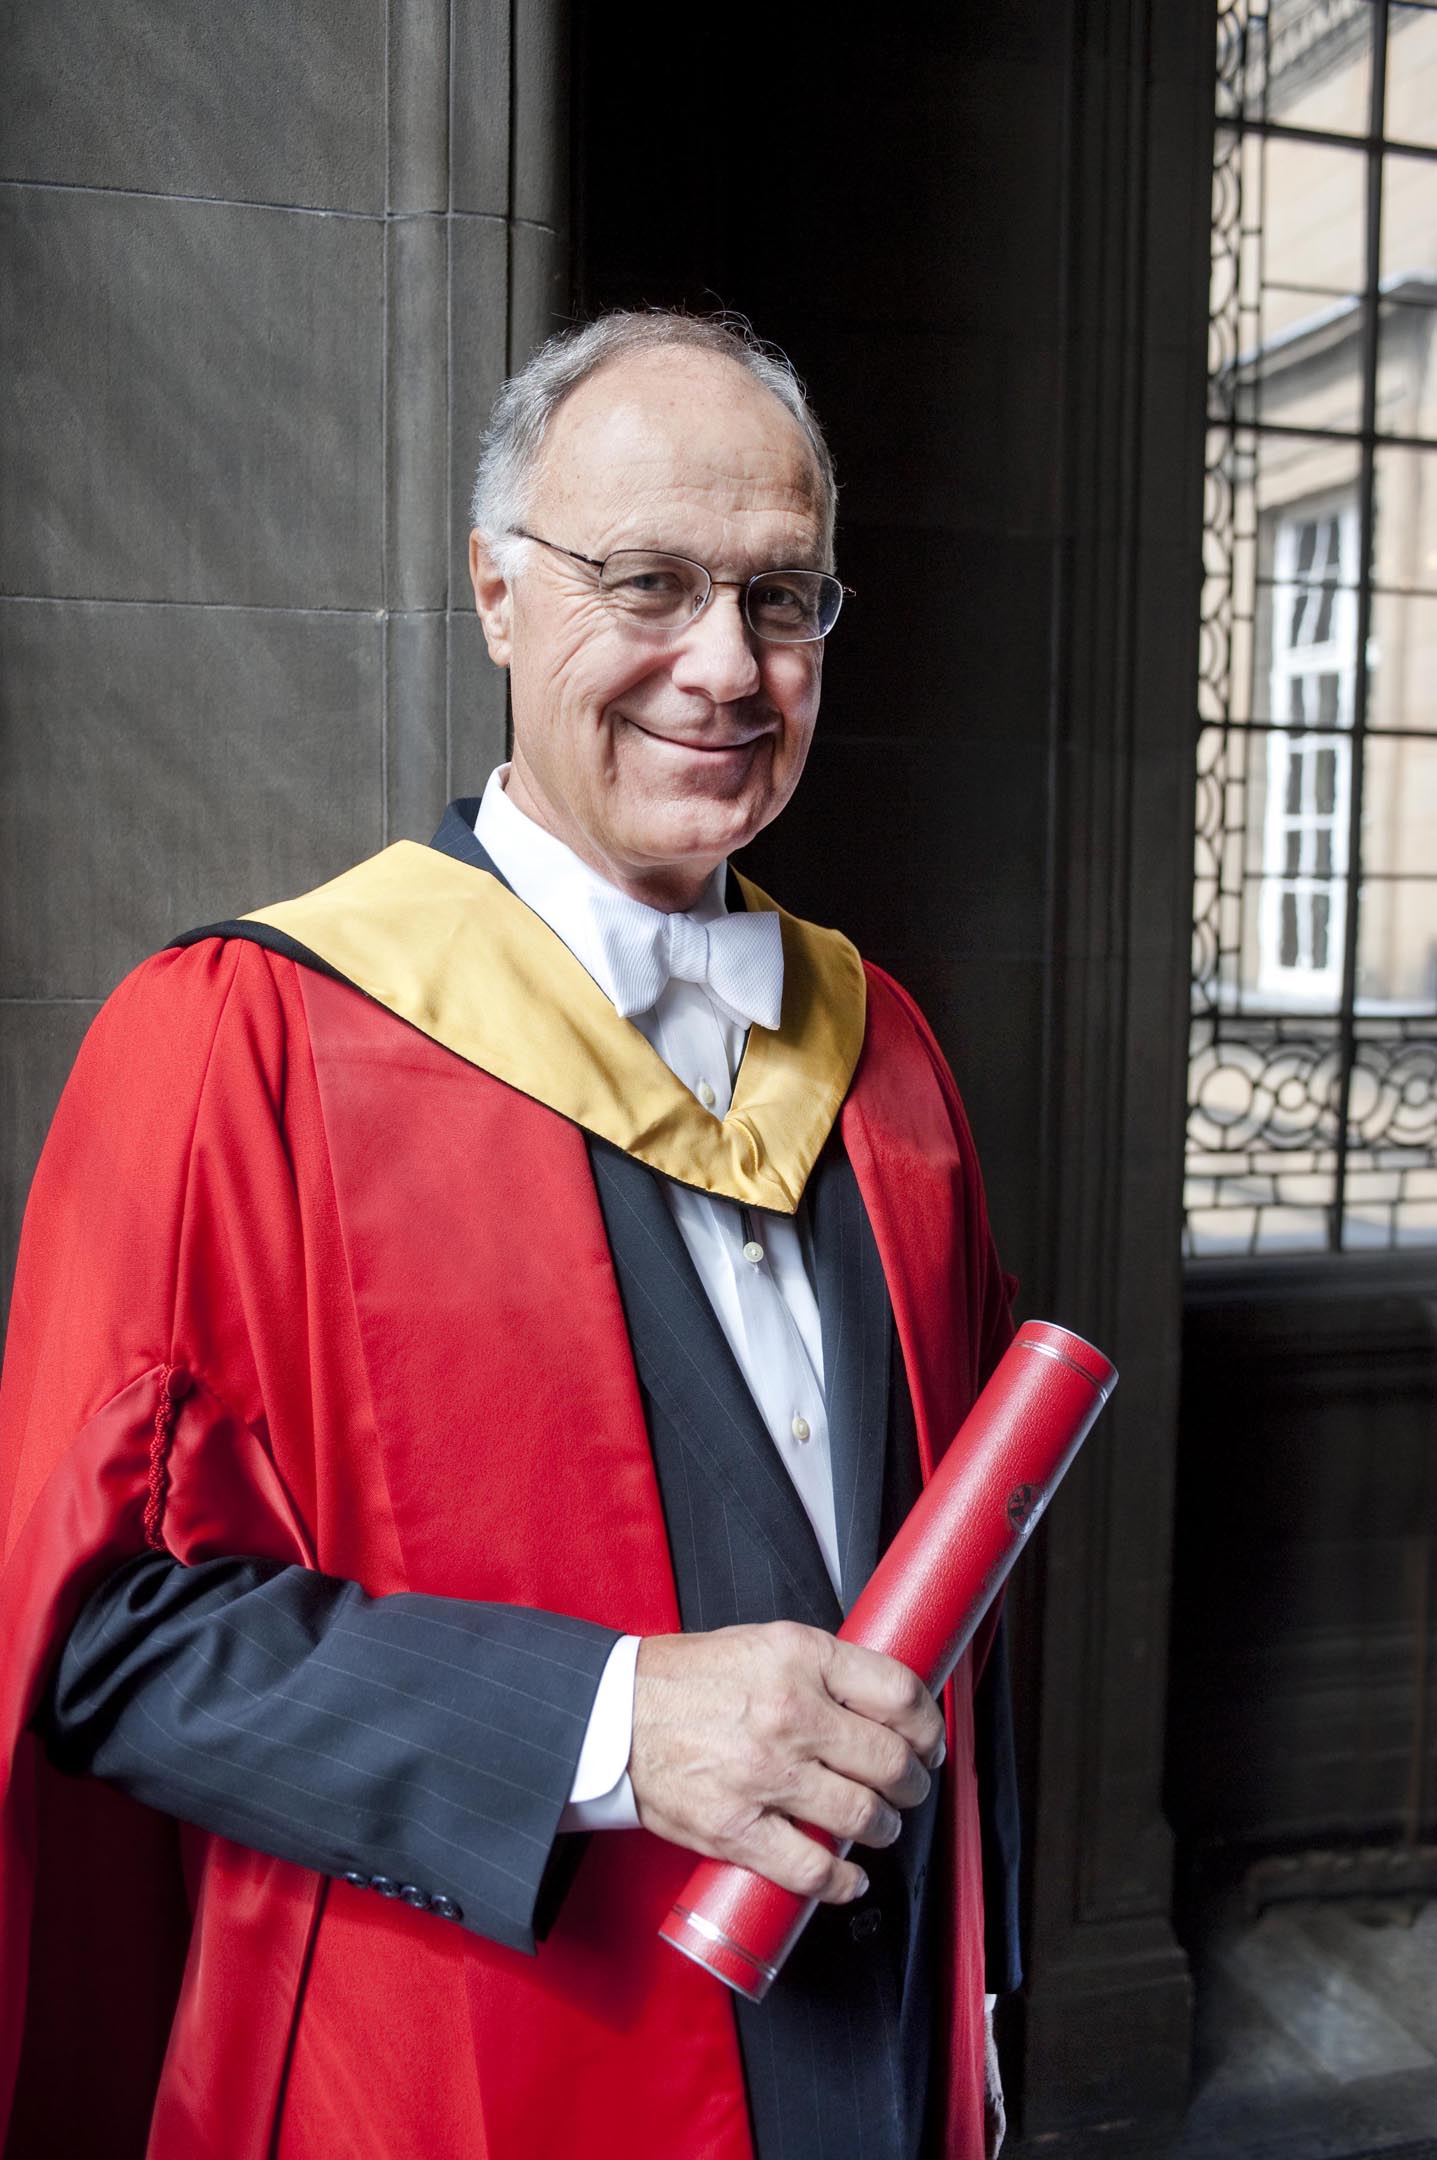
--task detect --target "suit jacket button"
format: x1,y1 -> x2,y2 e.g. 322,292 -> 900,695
370,1875 -> 401,1897
400,1884 -> 430,1909
849,1906 -> 882,1944
429,1895 -> 463,1922
340,1871 -> 369,1890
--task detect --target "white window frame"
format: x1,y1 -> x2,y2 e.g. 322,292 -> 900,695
1257,502 -> 1360,1003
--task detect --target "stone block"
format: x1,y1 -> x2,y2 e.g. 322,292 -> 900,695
386,214 -> 450,613
0,999 -> 100,1316
451,0 -> 512,215
446,609 -> 508,797
508,218 -> 568,376
448,214 -> 511,599
386,610 -> 449,842
0,597 -> 383,999
0,0 -> 386,211
1,188 -> 383,608
512,0 -> 570,232
388,0 -> 450,214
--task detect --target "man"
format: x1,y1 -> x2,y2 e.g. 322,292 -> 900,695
0,314 -> 1018,2158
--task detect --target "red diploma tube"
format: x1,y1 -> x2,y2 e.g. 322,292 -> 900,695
658,1319 -> 1116,2001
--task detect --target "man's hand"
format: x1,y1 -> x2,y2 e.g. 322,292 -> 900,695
629,1621 -> 945,1903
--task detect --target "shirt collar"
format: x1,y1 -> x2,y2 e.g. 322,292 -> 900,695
474,765 -> 733,1013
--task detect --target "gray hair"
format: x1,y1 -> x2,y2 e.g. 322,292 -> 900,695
469,311 -> 837,577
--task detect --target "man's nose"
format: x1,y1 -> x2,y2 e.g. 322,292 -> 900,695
670,587 -> 763,702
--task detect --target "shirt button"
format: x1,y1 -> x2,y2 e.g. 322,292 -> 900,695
697,1078 -> 716,1107
743,1240 -> 765,1265
791,1415 -> 811,1443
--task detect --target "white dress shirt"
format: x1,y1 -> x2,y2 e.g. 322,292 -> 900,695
473,768 -> 841,1829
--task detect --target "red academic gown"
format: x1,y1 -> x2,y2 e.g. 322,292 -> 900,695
0,891 -> 1011,2159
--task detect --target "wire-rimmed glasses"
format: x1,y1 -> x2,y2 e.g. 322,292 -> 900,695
510,529 -> 851,644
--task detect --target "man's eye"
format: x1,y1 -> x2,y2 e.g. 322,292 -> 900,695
751,580 -> 814,624
618,571 -> 684,597
604,567 -> 696,616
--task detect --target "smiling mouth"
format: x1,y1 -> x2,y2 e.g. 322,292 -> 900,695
626,720 -> 773,753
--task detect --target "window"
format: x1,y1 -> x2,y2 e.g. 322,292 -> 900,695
1188,0 -> 1437,1255
1258,504 -> 1358,999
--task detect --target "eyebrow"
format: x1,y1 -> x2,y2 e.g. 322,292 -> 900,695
622,542 -> 831,575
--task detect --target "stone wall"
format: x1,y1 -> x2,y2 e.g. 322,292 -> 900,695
0,0 -> 570,1295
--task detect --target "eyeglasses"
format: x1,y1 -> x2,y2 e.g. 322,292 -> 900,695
510,529 -> 852,644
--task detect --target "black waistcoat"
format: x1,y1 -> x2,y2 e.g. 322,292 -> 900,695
589,1133 -> 941,2160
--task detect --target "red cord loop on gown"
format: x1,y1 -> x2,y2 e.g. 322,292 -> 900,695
143,1365 -> 191,1549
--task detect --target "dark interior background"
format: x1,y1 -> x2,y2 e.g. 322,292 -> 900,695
574,16 -> 1064,1263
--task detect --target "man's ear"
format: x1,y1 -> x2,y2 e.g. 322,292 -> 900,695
469,530 -> 514,666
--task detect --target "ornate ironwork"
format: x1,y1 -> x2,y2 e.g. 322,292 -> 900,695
1187,1014 -> 1437,1253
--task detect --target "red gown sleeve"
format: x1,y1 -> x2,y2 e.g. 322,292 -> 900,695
0,940 -> 331,2147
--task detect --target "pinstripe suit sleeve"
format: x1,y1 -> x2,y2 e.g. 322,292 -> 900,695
36,1549 -> 618,1958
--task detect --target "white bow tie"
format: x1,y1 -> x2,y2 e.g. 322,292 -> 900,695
586,889 -> 784,1032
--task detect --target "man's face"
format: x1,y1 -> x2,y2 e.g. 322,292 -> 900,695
469,348 -> 828,909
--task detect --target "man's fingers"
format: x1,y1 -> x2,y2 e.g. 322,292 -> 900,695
743,1813 -> 871,1906
628,1623 -> 945,1880
793,1764 -> 905,1851
811,1704 -> 933,1812
821,1637 -> 946,1764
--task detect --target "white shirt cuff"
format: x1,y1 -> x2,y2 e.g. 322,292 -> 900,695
559,1632 -> 641,1832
